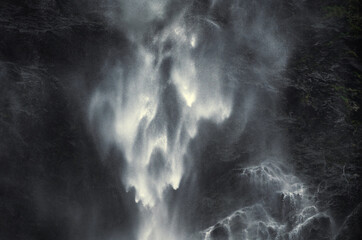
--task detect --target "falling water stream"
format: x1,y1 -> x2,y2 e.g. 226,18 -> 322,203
88,0 -> 334,239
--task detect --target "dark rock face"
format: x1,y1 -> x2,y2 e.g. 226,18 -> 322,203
0,0 -> 361,239
0,1 -> 138,239
336,203 -> 362,240
209,223 -> 229,240
282,0 -> 362,232
289,213 -> 332,240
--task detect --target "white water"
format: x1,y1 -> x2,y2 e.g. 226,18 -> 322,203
202,160 -> 332,240
88,0 -> 332,239
89,2 -> 233,239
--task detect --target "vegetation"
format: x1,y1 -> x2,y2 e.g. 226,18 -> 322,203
324,0 -> 362,38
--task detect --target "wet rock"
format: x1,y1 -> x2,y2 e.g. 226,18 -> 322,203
229,211 -> 248,235
209,224 -> 229,240
335,203 -> 362,240
289,213 -> 332,240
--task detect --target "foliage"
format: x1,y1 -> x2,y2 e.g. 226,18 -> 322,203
333,84 -> 360,112
324,0 -> 362,37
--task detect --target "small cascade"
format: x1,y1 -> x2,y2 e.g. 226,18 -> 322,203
202,161 -> 333,240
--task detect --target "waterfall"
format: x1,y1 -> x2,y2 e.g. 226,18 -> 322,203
88,0 -> 333,239
89,1 -> 233,239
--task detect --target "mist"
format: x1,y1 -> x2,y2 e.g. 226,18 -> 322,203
1,0 -> 361,240
88,0 -> 296,239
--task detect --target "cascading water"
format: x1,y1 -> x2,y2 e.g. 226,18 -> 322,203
89,1 -> 233,238
202,160 -> 333,240
88,0 -> 334,239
